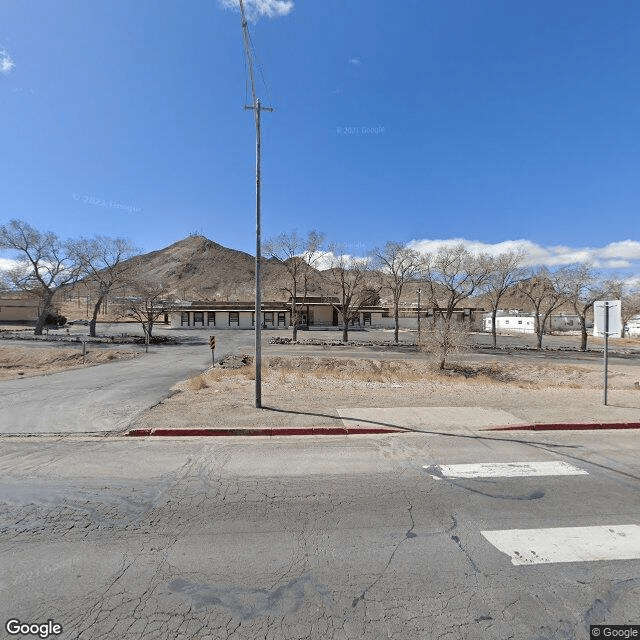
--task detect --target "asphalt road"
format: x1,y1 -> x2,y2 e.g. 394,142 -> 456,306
1,430 -> 638,639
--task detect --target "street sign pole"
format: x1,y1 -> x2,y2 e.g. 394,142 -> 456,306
594,299 -> 621,407
604,302 -> 609,406
209,336 -> 216,366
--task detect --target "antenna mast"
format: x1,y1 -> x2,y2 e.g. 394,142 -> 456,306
238,0 -> 273,409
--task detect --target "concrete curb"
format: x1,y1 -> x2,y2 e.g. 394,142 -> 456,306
126,426 -> 402,437
485,422 -> 640,432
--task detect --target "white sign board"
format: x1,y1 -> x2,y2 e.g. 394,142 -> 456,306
593,300 -> 622,337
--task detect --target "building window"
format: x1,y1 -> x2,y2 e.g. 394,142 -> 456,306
207,312 -> 215,326
277,312 -> 286,326
518,320 -> 522,324
264,312 -> 274,325
181,312 -> 189,326
505,320 -> 509,324
229,312 -> 239,326
363,312 -> 371,326
194,311 -> 204,325
251,312 -> 255,326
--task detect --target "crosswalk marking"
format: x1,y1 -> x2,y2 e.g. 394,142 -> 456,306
481,525 -> 640,565
425,461 -> 588,479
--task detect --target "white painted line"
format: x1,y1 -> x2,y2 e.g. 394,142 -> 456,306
426,461 -> 588,478
481,525 -> 640,565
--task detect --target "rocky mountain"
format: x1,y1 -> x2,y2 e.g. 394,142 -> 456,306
97,235 -> 325,302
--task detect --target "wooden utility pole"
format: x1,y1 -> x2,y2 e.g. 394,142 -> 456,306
238,0 -> 273,408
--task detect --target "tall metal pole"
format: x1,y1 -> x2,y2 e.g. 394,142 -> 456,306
604,301 -> 609,406
254,99 -> 262,408
238,0 -> 273,409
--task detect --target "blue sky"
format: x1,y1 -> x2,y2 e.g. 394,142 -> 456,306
1,0 -> 639,274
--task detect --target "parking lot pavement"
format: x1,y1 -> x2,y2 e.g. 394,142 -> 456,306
1,430 -> 639,639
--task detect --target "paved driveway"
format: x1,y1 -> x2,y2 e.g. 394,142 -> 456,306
0,343 -> 210,434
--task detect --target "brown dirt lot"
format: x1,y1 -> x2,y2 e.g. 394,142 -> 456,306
131,355 -> 640,431
0,346 -> 140,380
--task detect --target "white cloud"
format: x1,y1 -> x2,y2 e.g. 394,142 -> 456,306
0,258 -> 21,272
0,48 -> 15,74
309,250 -> 349,271
406,237 -> 640,271
219,0 -> 294,20
349,58 -> 361,65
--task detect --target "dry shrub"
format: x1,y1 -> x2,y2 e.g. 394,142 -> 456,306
201,364 -> 259,385
258,355 -> 608,389
444,362 -> 516,383
418,319 -> 472,369
188,374 -> 209,391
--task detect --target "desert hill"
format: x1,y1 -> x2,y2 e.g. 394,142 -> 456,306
65,234 -> 326,305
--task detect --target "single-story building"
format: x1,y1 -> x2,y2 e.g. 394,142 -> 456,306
395,307 -> 484,330
0,297 -> 41,323
169,297 -> 386,330
483,311 -> 585,334
483,313 -> 536,334
170,301 -> 291,330
550,314 -> 586,332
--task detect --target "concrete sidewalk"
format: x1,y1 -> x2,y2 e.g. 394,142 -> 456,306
127,402 -> 640,437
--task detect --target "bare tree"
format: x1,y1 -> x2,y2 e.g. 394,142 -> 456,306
0,219 -> 82,335
516,267 -> 568,350
322,247 -> 376,343
264,230 -> 325,341
371,242 -> 420,343
623,292 -> 640,333
563,264 -> 617,351
484,251 -> 527,348
612,281 -> 640,335
419,244 -> 490,368
421,243 -> 491,322
418,317 -> 472,370
118,271 -> 172,343
69,236 -> 139,337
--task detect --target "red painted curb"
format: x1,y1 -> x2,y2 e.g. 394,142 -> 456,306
126,426 -> 401,437
347,427 -> 401,434
127,428 -> 152,436
485,422 -> 640,432
314,427 -> 347,435
271,428 -> 319,436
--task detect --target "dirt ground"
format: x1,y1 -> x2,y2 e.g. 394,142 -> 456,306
0,345 -> 140,380
131,353 -> 640,431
